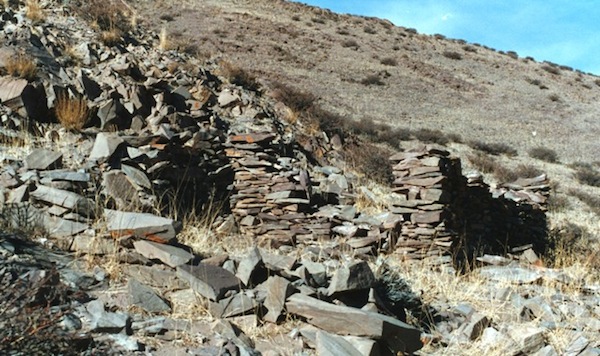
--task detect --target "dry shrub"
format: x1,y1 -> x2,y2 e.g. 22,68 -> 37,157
568,188 -> 600,216
5,54 -> 37,81
413,128 -> 449,145
380,57 -> 397,66
462,45 -> 477,53
341,39 -> 359,48
72,0 -> 132,32
541,64 -> 560,75
442,51 -> 462,60
25,0 -> 45,23
363,26 -> 377,34
573,165 -> 600,187
529,147 -> 559,163
54,93 -> 90,131
467,152 -> 496,174
346,143 -> 394,184
361,74 -> 384,86
446,132 -> 463,143
100,29 -> 122,46
512,164 -> 543,178
271,82 -> 316,113
468,140 -> 517,156
546,193 -> 570,213
546,223 -> 598,268
219,60 -> 259,91
158,27 -> 171,51
548,93 -> 560,102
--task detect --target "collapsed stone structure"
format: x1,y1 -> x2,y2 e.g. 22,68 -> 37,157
0,1 -> 581,355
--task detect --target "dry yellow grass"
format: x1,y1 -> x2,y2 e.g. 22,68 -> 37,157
54,93 -> 90,131
158,27 -> 170,50
100,28 -> 122,46
25,0 -> 45,23
5,54 -> 37,81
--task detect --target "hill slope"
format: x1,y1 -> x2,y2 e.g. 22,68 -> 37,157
133,0 -> 600,163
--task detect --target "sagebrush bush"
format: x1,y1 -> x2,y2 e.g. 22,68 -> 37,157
443,51 -> 462,60
568,188 -> 600,215
529,147 -> 559,163
361,74 -> 384,86
341,39 -> 359,48
413,128 -> 449,145
573,165 -> 600,187
467,153 -> 496,174
271,82 -> 316,112
219,61 -> 259,91
541,65 -> 560,75
380,57 -> 397,66
468,140 -> 517,156
346,143 -> 394,184
54,93 -> 89,131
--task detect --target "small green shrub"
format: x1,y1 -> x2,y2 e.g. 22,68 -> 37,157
529,147 -> 559,163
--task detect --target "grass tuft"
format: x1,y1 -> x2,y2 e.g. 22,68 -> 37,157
5,54 -> 37,81
54,93 -> 90,131
25,0 -> 45,23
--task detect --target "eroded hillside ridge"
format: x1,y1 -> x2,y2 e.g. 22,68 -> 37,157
0,1 -> 598,355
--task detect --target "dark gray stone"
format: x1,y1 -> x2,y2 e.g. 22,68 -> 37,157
328,260 -> 375,295
315,331 -> 363,356
128,279 -> 171,313
89,132 -> 125,163
263,276 -> 294,323
133,240 -> 193,268
105,209 -> 180,243
177,263 -> 241,301
286,293 -> 422,354
25,149 -> 62,170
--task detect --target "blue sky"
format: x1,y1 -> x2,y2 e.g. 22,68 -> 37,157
299,1 -> 600,75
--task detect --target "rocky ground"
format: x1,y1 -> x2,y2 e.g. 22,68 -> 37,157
0,1 -> 599,355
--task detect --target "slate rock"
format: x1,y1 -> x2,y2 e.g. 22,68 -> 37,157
315,330 -> 363,356
103,170 -> 140,210
328,260 -> 375,295
128,278 -> 171,313
263,275 -> 294,323
177,263 -> 242,301
25,148 -> 62,170
132,240 -> 193,267
105,209 -> 181,243
236,247 -> 263,286
89,132 -> 125,163
31,184 -> 95,217
286,293 -> 422,354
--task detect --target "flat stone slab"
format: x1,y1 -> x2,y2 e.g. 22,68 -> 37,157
89,132 -> 125,162
133,240 -> 193,268
128,279 -> 171,313
263,276 -> 294,323
328,260 -> 375,295
31,185 -> 95,217
176,263 -> 241,301
315,331 -> 363,356
0,75 -> 26,99
104,209 -> 180,243
286,293 -> 422,354
25,149 -> 63,170
43,214 -> 89,238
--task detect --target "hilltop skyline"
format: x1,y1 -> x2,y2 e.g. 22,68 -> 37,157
300,0 -> 600,75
